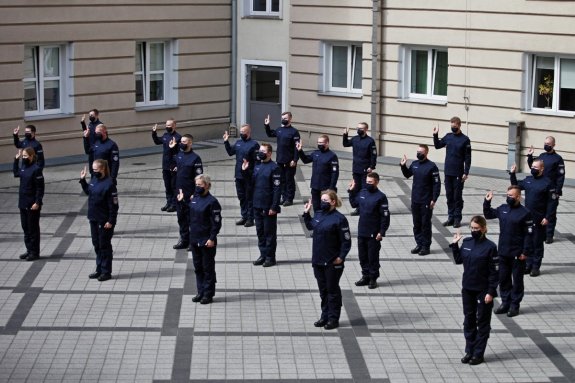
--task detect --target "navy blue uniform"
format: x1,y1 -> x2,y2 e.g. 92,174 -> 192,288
264,123 -> 300,203
152,130 -> 181,208
528,151 -> 565,239
511,172 -> 557,271
349,187 -> 390,280
343,132 -> 377,192
250,160 -> 281,263
83,136 -> 120,181
401,159 -> 441,250
225,137 -> 259,221
304,209 -> 351,323
298,148 -> 339,211
434,132 -> 471,223
13,159 -> 44,258
484,199 -> 533,311
187,192 -> 222,300
81,118 -> 102,171
450,236 -> 498,360
80,176 -> 119,278
175,150 -> 203,246
13,134 -> 45,169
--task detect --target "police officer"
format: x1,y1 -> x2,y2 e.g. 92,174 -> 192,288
296,135 -> 339,212
178,174 -> 222,305
152,119 -> 181,212
83,124 -> 120,183
348,172 -> 390,289
484,186 -> 533,317
303,190 -> 352,330
244,143 -> 281,267
80,159 -> 119,282
171,134 -> 203,250
13,148 -> 44,261
527,136 -> 565,244
400,144 -> 441,256
80,109 -> 103,171
433,116 -> 471,228
343,122 -> 377,215
510,161 -> 557,276
13,125 -> 45,169
264,112 -> 300,206
450,216 -> 499,366
224,124 -> 259,227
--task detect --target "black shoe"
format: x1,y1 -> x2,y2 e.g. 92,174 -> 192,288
283,200 -> 293,207
89,272 -> 101,279
368,279 -> 378,289
418,248 -> 430,256
324,321 -> 339,330
524,267 -> 532,275
314,319 -> 327,327
26,254 -> 39,261
97,274 -> 112,282
236,218 -> 247,226
530,269 -> 541,277
192,294 -> 202,303
166,205 -> 176,212
263,260 -> 276,267
507,308 -> 519,317
453,220 -> 461,229
19,252 -> 29,260
410,246 -> 422,254
545,237 -> 554,244
461,353 -> 473,364
355,276 -> 370,286
244,219 -> 254,227
187,246 -> 193,252
161,203 -> 169,211
469,356 -> 484,365
200,297 -> 213,305
494,305 -> 509,315
173,241 -> 188,250
350,209 -> 360,216
443,219 -> 454,227
253,257 -> 265,266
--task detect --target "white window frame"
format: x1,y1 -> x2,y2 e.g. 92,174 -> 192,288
247,0 -> 281,17
322,42 -> 363,95
135,40 -> 178,108
525,53 -> 575,116
23,44 -> 72,117
400,46 -> 448,102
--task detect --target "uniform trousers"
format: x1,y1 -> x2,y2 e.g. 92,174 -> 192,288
462,288 -> 493,358
313,263 -> 344,322
499,257 -> 525,310
254,209 -> 277,261
162,169 -> 177,207
90,221 -> 114,276
358,236 -> 381,280
176,201 -> 190,245
411,203 -> 433,248
445,175 -> 464,222
20,208 -> 41,256
527,222 -> 546,270
279,163 -> 296,202
235,177 -> 254,220
190,244 -> 217,299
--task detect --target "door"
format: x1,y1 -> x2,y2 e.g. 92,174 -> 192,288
246,65 -> 282,140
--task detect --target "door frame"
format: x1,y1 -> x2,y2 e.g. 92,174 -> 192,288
240,59 -> 287,125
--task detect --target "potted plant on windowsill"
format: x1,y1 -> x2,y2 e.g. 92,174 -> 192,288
538,74 -> 553,108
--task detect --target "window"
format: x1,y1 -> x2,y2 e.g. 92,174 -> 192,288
23,45 -> 71,116
401,47 -> 448,101
528,54 -> 575,113
249,0 -> 280,16
135,41 -> 177,107
323,43 -> 363,95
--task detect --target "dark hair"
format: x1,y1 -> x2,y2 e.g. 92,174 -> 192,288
419,144 -> 429,153
450,116 -> 461,125
281,111 -> 292,118
470,215 -> 487,230
183,134 -> 194,141
90,109 -> 99,115
318,134 -> 329,143
367,172 -> 380,181
23,147 -> 36,163
358,122 -> 369,130
260,142 -> 273,153
25,124 -> 36,133
507,185 -> 521,192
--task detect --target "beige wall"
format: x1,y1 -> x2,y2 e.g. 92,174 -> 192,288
0,0 -> 232,165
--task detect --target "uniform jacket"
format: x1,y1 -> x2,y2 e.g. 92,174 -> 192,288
528,151 -> 565,195
80,176 -> 119,225
298,148 -> 339,191
342,133 -> 377,174
83,137 -> 120,180
433,132 -> 471,177
175,150 -> 203,197
152,130 -> 181,170
81,119 -> 102,148
264,124 -> 300,164
225,137 -> 260,179
188,192 -> 222,246
13,159 -> 44,209
483,199 -> 533,258
251,160 -> 281,211
13,135 -> 45,169
348,187 -> 390,238
401,159 -> 441,204
303,209 -> 352,265
450,236 -> 499,297
510,173 -> 558,221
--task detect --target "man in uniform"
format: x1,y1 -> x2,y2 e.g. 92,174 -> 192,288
80,109 -> 103,171
152,119 -> 181,212
13,125 -> 45,169
296,135 -> 339,212
224,124 -> 259,227
400,144 -> 441,256
343,122 -> 377,215
83,124 -> 120,183
264,112 -> 300,206
433,116 -> 471,228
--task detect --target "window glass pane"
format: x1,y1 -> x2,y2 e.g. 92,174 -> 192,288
150,43 -> 164,71
331,46 -> 348,89
252,0 -> 266,11
43,80 -> 60,109
136,43 -> 143,72
250,68 -> 280,102
433,50 -> 448,96
24,81 -> 38,112
150,73 -> 164,101
559,58 -> 575,111
271,0 -> 280,12
411,50 -> 428,94
352,46 -> 362,90
533,56 -> 554,108
24,47 -> 37,79
135,74 -> 144,102
43,47 -> 60,77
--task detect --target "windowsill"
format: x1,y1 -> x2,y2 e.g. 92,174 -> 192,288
24,113 -> 75,122
397,98 -> 448,106
318,91 -> 363,99
521,109 -> 575,118
135,104 -> 179,112
242,15 -> 282,20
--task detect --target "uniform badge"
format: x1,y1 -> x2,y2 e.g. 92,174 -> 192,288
113,156 -> 119,161
113,197 -> 119,204
274,180 -> 280,186
196,168 -> 202,174
344,232 -> 351,240
215,216 -> 221,222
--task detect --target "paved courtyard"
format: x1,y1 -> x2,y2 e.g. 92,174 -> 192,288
0,139 -> 574,382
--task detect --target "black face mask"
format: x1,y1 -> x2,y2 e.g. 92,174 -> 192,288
195,186 -> 205,195
317,144 -> 326,152
531,168 -> 540,177
357,129 -> 365,136
240,134 -> 248,141
320,201 -> 331,212
166,128 -> 173,133
179,143 -> 188,151
416,153 -> 425,161
89,116 -> 96,123
544,144 -> 553,153
451,127 -> 459,134
22,158 -> 31,166
257,152 -> 267,161
471,231 -> 483,240
281,119 -> 289,126
25,133 -> 32,140
93,171 -> 102,179
506,196 -> 516,206
95,133 -> 103,141
366,184 -> 377,193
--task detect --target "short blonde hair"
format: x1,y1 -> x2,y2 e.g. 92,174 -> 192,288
321,189 -> 342,208
195,174 -> 212,190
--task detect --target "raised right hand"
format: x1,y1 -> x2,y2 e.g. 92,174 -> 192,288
80,166 -> 87,179
303,198 -> 312,214
223,131 -> 229,141
485,190 -> 493,201
13,125 -> 20,135
400,154 -> 407,166
432,125 -> 439,134
152,124 -> 157,132
527,145 -> 534,156
264,114 -> 270,125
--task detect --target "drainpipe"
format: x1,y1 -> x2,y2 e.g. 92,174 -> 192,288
230,0 -> 238,130
371,0 -> 381,154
